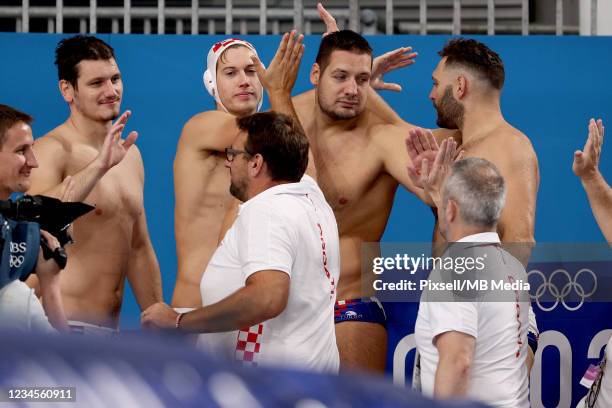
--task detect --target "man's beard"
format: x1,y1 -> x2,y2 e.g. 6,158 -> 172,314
434,86 -> 464,129
317,93 -> 362,121
229,177 -> 249,202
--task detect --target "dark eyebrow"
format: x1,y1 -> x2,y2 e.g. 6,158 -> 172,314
87,73 -> 120,83
13,143 -> 30,150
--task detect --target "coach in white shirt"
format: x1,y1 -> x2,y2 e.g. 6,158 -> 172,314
415,157 -> 529,407
142,112 -> 340,373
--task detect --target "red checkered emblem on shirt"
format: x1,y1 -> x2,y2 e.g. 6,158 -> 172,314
235,324 -> 263,366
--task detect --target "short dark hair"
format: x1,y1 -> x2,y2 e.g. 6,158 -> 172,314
315,30 -> 373,73
0,104 -> 33,148
439,38 -> 505,90
55,35 -> 116,87
237,112 -> 309,183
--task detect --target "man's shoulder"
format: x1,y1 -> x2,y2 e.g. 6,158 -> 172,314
178,110 -> 237,149
368,119 -> 405,139
292,89 -> 314,111
477,125 -> 537,166
34,125 -> 72,157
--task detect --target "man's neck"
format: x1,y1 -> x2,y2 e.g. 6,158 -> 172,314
0,190 -> 10,201
246,179 -> 291,201
67,110 -> 111,148
312,104 -> 363,134
449,225 -> 497,242
216,104 -> 255,119
459,98 -> 505,146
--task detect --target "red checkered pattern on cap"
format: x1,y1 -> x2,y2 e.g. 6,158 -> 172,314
212,38 -> 254,53
235,324 -> 264,366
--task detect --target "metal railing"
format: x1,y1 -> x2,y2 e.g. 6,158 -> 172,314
0,0 -> 599,36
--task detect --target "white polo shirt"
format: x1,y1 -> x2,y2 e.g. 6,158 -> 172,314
198,175 -> 340,373
415,232 -> 529,407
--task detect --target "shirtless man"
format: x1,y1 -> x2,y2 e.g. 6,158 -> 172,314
288,30 -> 434,373
405,38 -> 540,369
173,10 -> 419,371
27,35 -> 162,333
172,33 -> 306,309
172,38 -> 264,309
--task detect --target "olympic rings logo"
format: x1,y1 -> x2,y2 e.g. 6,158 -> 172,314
9,255 -> 24,268
527,268 -> 597,312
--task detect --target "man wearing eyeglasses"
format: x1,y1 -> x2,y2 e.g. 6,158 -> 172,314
143,112 -> 340,373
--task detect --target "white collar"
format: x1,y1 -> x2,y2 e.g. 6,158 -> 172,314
240,175 -> 318,212
456,232 -> 501,243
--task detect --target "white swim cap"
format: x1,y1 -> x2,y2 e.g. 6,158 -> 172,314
203,38 -> 263,113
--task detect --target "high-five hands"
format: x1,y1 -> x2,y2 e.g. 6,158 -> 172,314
406,128 -> 462,207
251,30 -> 305,96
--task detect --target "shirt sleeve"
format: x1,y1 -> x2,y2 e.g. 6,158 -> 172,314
235,203 -> 295,281
429,301 -> 478,345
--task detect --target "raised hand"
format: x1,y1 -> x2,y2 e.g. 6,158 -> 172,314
97,110 -> 138,171
573,118 -> 604,179
408,138 -> 458,208
317,2 -> 339,36
406,127 -> 440,188
252,31 -> 305,97
371,47 -> 418,92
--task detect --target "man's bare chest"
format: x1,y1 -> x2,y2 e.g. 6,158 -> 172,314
65,150 -> 143,219
309,135 -> 383,212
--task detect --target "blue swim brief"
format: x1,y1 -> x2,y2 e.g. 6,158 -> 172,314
334,297 -> 387,326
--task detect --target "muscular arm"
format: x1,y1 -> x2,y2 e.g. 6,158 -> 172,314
494,144 -> 539,266
30,113 -> 137,201
376,124 -> 433,204
573,119 -> 611,241
366,87 -> 406,125
434,331 -> 475,398
39,274 -> 69,332
580,173 -> 612,242
181,270 -> 289,332
485,138 -> 540,371
35,231 -> 69,332
146,270 -> 290,332
127,150 -> 162,310
172,112 -> 242,306
29,136 -> 103,201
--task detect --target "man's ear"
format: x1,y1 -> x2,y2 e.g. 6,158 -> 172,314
249,154 -> 265,177
455,75 -> 468,100
59,80 -> 74,104
310,63 -> 320,86
446,199 -> 458,224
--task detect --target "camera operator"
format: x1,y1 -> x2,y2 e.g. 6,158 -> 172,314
0,104 -> 69,332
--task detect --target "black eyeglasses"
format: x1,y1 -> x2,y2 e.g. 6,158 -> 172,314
225,147 -> 252,162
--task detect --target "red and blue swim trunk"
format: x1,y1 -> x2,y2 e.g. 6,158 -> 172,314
334,297 -> 387,326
